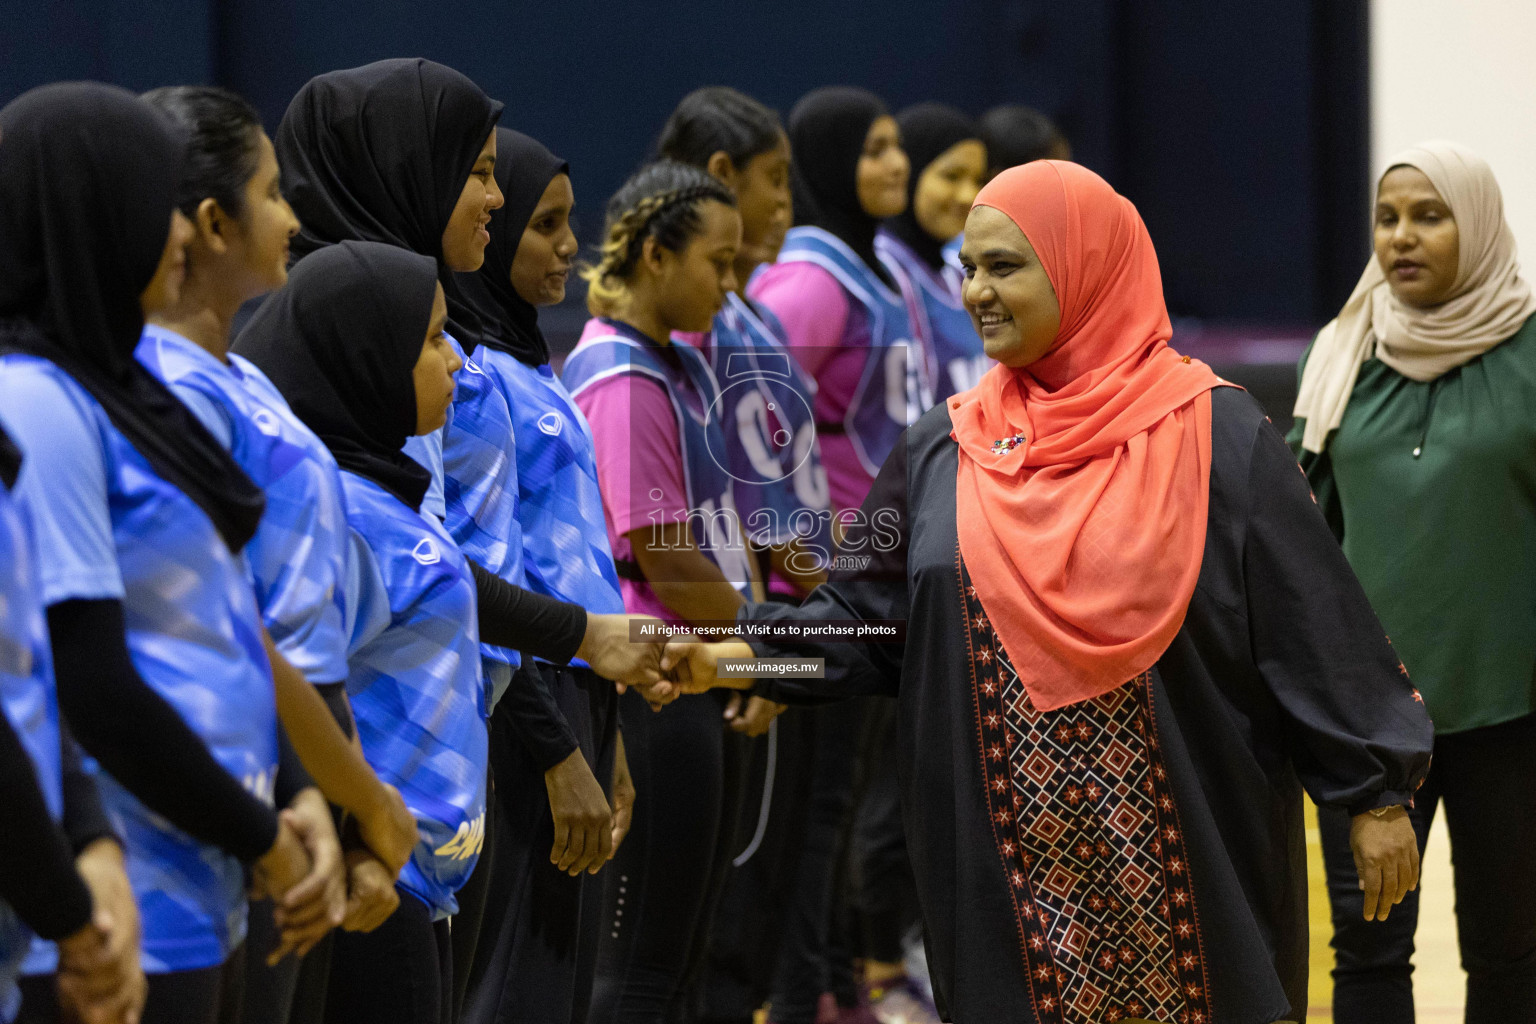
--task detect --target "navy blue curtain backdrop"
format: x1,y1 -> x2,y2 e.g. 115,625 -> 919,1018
0,0 -> 1369,325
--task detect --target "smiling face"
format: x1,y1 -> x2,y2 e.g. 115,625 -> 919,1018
856,116 -> 909,219
441,131 -> 505,272
139,209 -> 197,317
648,199 -> 742,334
958,205 -> 1061,368
509,172 -> 578,307
413,284 -> 462,434
1374,165 -> 1460,308
204,131 -> 301,299
913,138 -> 986,243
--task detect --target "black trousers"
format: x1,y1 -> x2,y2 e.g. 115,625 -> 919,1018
848,700 -> 920,966
464,662 -> 618,1024
325,889 -> 450,1024
691,709 -> 819,1024
591,690 -> 741,1024
769,699 -> 867,1024
1319,711 -> 1536,1024
18,943 -> 247,1024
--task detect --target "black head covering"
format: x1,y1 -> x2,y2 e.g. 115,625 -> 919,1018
0,425 -> 21,491
276,58 -> 502,346
457,128 -> 568,367
0,82 -> 264,550
788,86 -> 890,272
234,241 -> 440,512
885,103 -> 981,271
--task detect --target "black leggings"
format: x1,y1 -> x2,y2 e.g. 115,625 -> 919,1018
591,690 -> 738,1023
1319,711 -> 1536,1024
325,889 -> 451,1024
17,942 -> 246,1024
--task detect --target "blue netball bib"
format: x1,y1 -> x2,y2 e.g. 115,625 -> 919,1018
564,320 -> 753,595
137,328 -> 350,684
877,231 -> 991,404
341,473 -> 487,919
700,293 -> 832,553
0,482 -> 62,1018
775,226 -> 918,476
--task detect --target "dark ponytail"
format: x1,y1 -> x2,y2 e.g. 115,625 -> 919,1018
141,85 -> 264,220
656,87 -> 783,172
581,160 -> 736,316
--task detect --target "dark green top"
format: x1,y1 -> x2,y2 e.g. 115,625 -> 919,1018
1289,313 -> 1536,734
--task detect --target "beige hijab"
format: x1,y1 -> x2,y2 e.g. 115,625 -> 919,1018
1294,140 -> 1536,453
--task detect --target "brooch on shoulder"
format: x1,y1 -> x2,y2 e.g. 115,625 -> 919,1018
990,433 -> 1027,455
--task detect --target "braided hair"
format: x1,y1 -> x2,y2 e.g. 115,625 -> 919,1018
581,160 -> 736,316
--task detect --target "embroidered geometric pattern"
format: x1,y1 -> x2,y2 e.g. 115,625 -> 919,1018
960,556 -> 1214,1024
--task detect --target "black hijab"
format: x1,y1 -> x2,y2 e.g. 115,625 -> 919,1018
234,241 -> 440,512
276,58 -> 502,347
0,82 -> 265,550
885,103 -> 980,271
788,86 -> 890,273
457,128 -> 568,367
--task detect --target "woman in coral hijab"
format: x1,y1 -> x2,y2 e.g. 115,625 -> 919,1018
662,161 -> 1433,1023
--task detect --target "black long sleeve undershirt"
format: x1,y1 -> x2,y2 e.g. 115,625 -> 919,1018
0,706 -> 93,941
47,598 -> 279,865
468,563 -> 584,770
469,561 -> 586,663
58,723 -> 115,853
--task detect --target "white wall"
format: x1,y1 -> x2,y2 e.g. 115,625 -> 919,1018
1372,0 -> 1536,257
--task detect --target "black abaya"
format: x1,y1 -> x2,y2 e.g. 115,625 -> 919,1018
744,387 -> 1433,1024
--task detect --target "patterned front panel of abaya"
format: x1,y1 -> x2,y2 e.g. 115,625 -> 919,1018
959,556 -> 1214,1024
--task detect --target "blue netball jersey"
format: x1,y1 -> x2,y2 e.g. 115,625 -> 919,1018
137,327 -> 350,683
0,354 -> 278,974
564,319 -> 754,596
774,226 -> 919,477
697,293 -> 832,552
405,334 -> 523,706
0,481 -> 63,1020
341,472 -> 487,919
480,349 -> 623,626
876,230 -> 991,404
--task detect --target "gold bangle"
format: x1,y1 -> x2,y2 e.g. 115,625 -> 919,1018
1368,804 -> 1401,818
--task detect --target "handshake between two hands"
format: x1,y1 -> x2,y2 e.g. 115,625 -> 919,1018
579,613 -> 774,727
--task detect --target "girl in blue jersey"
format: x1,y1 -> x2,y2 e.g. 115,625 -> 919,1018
236,241 -> 481,1024
0,429 -> 144,1024
0,83 -> 310,1024
749,87 -> 916,519
452,129 -> 635,1024
876,104 -> 991,405
564,161 -> 752,1023
136,85 -> 425,1024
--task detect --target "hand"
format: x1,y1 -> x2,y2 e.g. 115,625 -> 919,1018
355,780 -> 416,879
57,839 -> 145,1024
254,815 -> 311,905
725,695 -> 786,737
578,614 -> 665,690
658,638 -> 756,699
609,732 -> 635,858
1350,805 -> 1420,921
341,849 -> 399,933
545,748 -> 612,876
268,789 -> 346,965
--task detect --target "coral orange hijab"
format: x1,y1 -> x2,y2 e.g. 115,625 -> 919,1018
949,162 -> 1223,711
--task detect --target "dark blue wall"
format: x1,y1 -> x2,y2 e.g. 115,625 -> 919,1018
1,0 -> 1368,325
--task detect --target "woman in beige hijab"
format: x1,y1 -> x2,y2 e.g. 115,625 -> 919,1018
1290,141 -> 1536,1024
